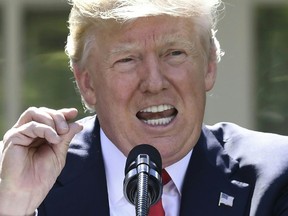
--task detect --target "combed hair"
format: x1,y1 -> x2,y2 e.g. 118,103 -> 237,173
66,0 -> 224,68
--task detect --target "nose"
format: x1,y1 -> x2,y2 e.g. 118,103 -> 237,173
139,55 -> 168,94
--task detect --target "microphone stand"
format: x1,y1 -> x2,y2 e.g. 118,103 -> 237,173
136,171 -> 149,216
135,155 -> 151,216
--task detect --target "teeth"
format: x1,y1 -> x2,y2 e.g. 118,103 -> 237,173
144,116 -> 174,126
138,104 -> 176,126
140,104 -> 174,113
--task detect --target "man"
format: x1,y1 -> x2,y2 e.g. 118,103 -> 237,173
1,0 -> 288,215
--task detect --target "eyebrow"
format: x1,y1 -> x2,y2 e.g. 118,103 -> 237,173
110,43 -> 139,56
157,34 -> 198,57
109,33 -> 197,57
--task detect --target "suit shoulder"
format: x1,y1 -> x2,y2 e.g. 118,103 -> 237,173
207,122 -> 288,146
207,122 -> 288,173
70,115 -> 98,149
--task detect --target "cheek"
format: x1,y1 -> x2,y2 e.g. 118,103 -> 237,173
169,62 -> 207,93
95,72 -> 140,110
178,66 -> 208,111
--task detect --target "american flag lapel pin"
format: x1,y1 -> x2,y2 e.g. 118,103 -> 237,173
218,192 -> 234,207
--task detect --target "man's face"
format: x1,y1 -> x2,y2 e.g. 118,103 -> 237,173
77,16 -> 216,167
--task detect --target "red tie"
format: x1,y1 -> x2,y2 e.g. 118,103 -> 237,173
148,169 -> 171,216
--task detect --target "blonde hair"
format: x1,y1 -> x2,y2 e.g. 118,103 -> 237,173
65,0 -> 224,111
66,0 -> 224,68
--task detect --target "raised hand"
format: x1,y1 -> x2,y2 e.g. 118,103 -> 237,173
0,107 -> 83,216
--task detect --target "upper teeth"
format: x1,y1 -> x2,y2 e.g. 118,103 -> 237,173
140,104 -> 174,113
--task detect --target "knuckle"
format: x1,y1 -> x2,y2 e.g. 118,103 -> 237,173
3,128 -> 16,143
39,107 -> 51,112
19,106 -> 38,120
27,121 -> 38,129
26,106 -> 38,114
2,128 -> 20,149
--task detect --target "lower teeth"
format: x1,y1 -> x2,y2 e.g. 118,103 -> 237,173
143,116 -> 174,126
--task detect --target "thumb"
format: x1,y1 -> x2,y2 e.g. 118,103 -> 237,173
53,122 -> 83,169
60,108 -> 79,121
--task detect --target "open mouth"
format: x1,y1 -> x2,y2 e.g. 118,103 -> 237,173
136,104 -> 178,126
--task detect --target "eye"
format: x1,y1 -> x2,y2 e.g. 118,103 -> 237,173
170,50 -> 185,56
112,56 -> 138,72
164,49 -> 187,65
116,57 -> 133,63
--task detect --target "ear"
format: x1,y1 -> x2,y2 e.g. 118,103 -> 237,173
204,48 -> 217,91
72,64 -> 97,106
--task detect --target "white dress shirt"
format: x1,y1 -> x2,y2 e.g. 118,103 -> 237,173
101,129 -> 192,216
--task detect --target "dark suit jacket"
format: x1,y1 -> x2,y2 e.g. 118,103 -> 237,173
38,116 -> 288,215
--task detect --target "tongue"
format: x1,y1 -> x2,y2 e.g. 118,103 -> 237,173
137,108 -> 177,120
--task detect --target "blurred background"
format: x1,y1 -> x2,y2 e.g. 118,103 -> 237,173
0,0 -> 288,136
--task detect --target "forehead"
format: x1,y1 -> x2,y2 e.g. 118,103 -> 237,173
94,16 -> 203,49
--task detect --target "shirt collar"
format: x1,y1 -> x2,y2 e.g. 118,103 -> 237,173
100,128 -> 192,204
165,150 -> 192,196
101,129 -> 126,205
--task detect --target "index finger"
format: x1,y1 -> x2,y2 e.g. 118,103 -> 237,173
13,107 -> 79,135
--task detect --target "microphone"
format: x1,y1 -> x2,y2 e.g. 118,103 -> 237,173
123,144 -> 162,216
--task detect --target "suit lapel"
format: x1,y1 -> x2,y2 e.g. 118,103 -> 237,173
180,125 -> 252,216
41,116 -> 110,216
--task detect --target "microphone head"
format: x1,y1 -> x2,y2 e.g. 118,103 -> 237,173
125,144 -> 162,175
123,144 -> 163,206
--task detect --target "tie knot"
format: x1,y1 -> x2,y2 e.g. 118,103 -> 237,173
162,169 -> 171,185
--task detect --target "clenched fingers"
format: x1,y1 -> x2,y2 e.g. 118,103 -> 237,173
4,122 -> 62,148
13,107 -> 79,135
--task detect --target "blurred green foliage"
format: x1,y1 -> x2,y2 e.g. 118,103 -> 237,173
22,8 -> 87,117
256,6 -> 288,135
